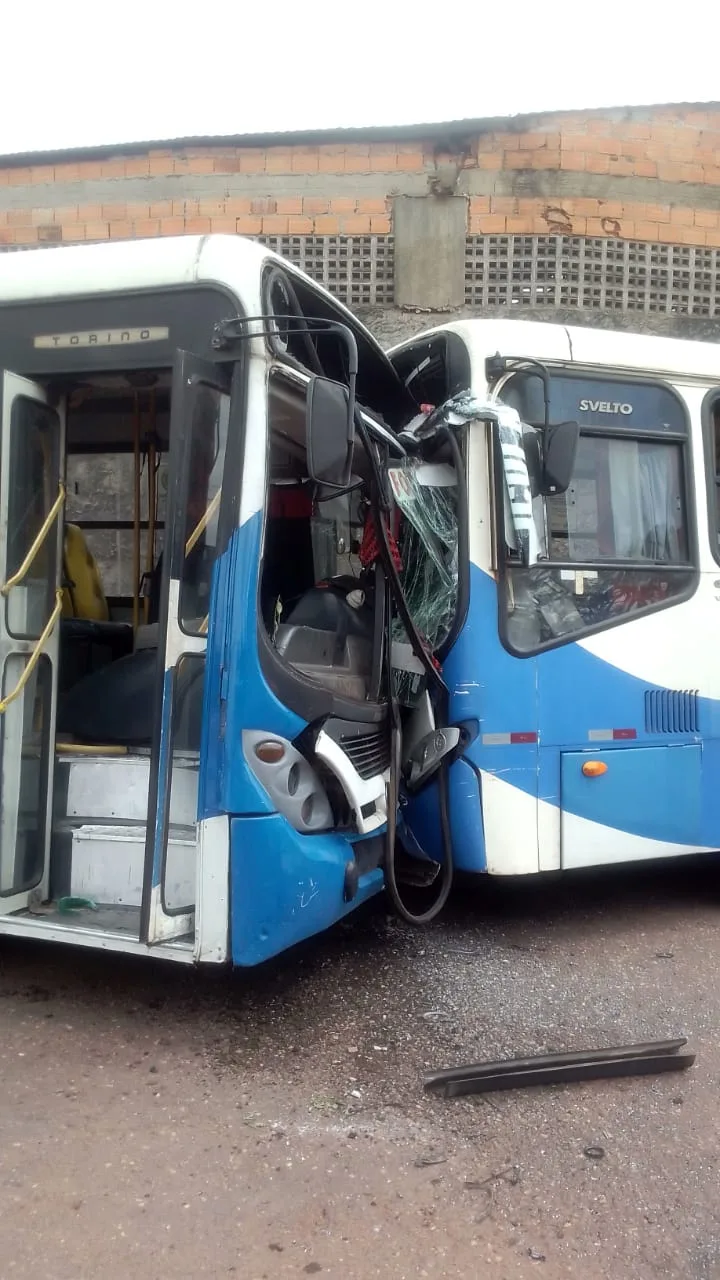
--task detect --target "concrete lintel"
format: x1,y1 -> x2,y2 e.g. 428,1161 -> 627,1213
393,194 -> 467,310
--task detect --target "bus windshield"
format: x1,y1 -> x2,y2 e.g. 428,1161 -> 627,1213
501,374 -> 695,654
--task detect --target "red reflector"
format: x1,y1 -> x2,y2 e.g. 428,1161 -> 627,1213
612,728 -> 637,740
510,732 -> 538,744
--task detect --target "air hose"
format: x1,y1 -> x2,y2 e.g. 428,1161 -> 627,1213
354,413 -> 456,924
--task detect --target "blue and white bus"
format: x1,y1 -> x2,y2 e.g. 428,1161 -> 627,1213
388,318 -> 720,884
0,234 -> 429,966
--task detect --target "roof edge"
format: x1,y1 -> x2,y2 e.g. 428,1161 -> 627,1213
0,101 -> 717,168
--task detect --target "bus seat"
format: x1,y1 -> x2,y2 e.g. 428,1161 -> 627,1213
59,524 -> 134,693
62,523 -> 110,622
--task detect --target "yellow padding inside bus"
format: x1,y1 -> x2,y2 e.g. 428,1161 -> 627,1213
62,524 -> 110,622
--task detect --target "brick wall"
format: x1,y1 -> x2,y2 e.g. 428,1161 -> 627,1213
2,104 -> 720,330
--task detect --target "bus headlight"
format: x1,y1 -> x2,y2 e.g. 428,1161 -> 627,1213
242,731 -> 333,833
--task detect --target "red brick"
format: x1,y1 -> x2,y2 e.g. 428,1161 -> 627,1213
124,158 -> 151,177
149,157 -> 173,176
530,150 -> 561,168
370,214 -> 391,233
11,226 -> 38,244
472,214 -> 506,233
265,149 -> 293,174
183,217 -> 212,233
7,167 -> 32,186
209,217 -> 238,233
109,221 -> 133,239
187,157 -> 215,175
366,151 -> 394,174
694,209 -> 719,228
198,199 -> 227,217
238,150 -> 265,173
344,152 -> 373,173
396,151 -> 424,171
318,148 -> 346,173
84,221 -> 110,240
313,215 -> 340,234
132,218 -> 161,237
77,203 -> 103,220
669,205 -> 695,226
287,216 -> 314,234
340,214 -> 371,233
632,221 -> 661,241
31,206 -> 56,225
160,217 -> 187,235
261,215 -> 290,233
149,200 -> 174,218
235,215 -> 263,235
356,198 -> 388,214
7,209 -> 32,227
223,198 -> 251,215
560,150 -> 586,171
102,203 -> 128,220
275,198 -> 303,215
290,149 -> 319,174
490,196 -> 519,215
476,152 -> 502,170
29,165 -> 55,184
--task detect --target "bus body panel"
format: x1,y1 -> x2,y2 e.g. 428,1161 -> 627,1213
389,318 -> 720,879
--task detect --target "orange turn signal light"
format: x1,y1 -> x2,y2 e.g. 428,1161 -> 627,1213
582,760 -> 608,778
254,740 -> 286,764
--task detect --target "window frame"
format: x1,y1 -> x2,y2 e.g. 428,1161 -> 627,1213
701,386 -> 720,565
496,373 -> 699,658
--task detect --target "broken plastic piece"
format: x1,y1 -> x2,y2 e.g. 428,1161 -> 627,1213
57,896 -> 99,914
424,1038 -> 694,1098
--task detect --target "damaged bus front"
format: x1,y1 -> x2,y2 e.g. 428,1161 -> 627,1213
0,234 -> 430,966
387,317 -> 720,887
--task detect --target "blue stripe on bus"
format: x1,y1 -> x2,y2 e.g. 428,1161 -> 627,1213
428,563 -> 720,858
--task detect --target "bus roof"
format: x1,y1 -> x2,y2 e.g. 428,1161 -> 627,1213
396,318 -> 720,384
0,234 -> 383,356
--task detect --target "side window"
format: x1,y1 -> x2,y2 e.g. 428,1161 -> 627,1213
709,398 -> 720,559
179,386 -> 229,633
66,452 -> 168,601
6,398 -> 60,639
502,390 -> 695,655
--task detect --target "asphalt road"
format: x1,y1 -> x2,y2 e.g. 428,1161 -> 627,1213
1,857 -> 719,1279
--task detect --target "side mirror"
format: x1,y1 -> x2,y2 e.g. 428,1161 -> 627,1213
541,421 -> 579,496
306,376 -> 354,490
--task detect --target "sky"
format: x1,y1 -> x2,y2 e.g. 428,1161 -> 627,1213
3,0 -> 720,156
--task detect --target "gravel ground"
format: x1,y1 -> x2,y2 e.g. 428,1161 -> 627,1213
1,857 -> 720,1279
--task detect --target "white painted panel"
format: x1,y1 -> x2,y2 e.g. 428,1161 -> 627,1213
561,809 -> 714,870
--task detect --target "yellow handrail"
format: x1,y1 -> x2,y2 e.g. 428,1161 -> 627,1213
0,482 -> 66,596
185,489 -> 221,557
0,588 -> 64,715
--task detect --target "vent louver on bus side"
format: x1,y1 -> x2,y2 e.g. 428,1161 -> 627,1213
644,689 -> 698,735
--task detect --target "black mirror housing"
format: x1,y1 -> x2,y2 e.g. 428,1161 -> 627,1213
306,376 -> 354,490
540,421 -> 579,496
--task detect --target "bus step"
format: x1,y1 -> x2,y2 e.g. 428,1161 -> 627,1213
54,751 -> 198,826
69,824 -> 196,910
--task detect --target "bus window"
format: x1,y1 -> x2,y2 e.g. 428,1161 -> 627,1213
180,387 -> 229,633
503,418 -> 694,654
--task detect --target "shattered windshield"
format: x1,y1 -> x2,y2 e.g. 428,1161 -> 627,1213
388,461 -> 459,705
